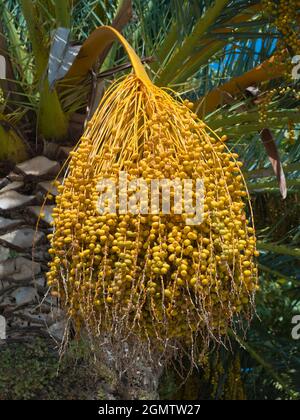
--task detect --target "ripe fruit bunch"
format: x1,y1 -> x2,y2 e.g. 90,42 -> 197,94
263,0 -> 300,56
46,29 -> 258,348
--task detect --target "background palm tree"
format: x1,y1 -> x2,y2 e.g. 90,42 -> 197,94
0,0 -> 299,400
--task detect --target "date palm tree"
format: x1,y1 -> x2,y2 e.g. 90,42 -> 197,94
0,0 -> 299,400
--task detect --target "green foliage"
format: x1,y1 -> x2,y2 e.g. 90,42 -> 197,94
0,339 -> 58,400
0,338 -> 105,400
242,275 -> 300,400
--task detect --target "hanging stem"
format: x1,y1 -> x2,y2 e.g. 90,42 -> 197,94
66,25 -> 152,87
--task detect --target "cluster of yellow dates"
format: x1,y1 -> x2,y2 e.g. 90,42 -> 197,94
47,72 -> 259,345
263,0 -> 300,55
